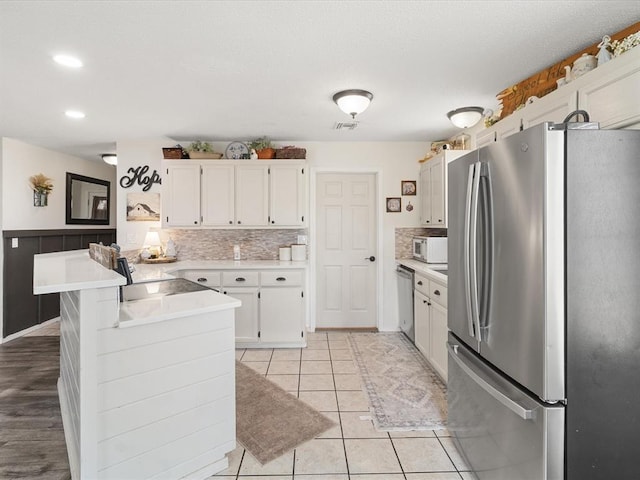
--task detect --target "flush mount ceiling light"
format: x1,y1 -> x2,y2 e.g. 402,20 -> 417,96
333,89 -> 373,119
53,54 -> 83,68
447,106 -> 485,129
65,110 -> 85,119
102,154 -> 117,166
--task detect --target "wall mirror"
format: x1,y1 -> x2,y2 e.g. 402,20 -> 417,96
65,172 -> 110,225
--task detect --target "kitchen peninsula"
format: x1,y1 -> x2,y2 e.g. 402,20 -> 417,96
33,250 -> 240,480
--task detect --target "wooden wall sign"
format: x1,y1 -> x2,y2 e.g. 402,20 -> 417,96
497,21 -> 640,118
119,165 -> 162,192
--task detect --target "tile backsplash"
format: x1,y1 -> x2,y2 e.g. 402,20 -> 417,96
395,227 -> 447,259
124,228 -> 307,263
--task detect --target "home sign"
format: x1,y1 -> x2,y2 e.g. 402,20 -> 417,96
119,165 -> 162,192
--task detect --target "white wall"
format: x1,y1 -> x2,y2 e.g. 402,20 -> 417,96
115,138 -> 170,251
0,138 -> 117,339
1,138 -> 117,229
115,139 -> 429,332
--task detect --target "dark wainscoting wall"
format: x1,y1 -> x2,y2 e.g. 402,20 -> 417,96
2,229 -> 116,338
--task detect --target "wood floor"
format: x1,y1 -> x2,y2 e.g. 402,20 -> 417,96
0,335 -> 71,479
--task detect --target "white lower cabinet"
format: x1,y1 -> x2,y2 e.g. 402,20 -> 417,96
429,301 -> 448,382
260,287 -> 304,344
178,268 -> 306,348
224,287 -> 259,343
413,272 -> 448,382
414,290 -> 430,359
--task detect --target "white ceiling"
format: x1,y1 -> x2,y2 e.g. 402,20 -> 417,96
1,1 -> 639,161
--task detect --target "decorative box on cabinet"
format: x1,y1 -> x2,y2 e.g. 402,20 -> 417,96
420,150 -> 468,228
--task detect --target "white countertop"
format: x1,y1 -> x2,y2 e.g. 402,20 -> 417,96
34,249 -> 126,295
132,259 -> 308,283
118,288 -> 241,328
396,258 -> 448,285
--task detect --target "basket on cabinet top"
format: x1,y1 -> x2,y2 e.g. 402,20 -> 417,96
275,147 -> 306,159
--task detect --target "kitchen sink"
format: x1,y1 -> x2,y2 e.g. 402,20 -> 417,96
122,278 -> 216,302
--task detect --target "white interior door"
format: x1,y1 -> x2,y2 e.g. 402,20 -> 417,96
316,173 -> 377,328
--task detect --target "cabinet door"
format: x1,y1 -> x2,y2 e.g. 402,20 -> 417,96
269,165 -> 305,226
236,165 -> 269,226
163,164 -> 201,226
578,50 -> 640,129
419,164 -> 432,226
429,157 -> 445,226
476,129 -> 496,148
429,301 -> 448,382
521,90 -> 578,130
414,290 -> 430,359
259,287 -> 304,343
201,165 -> 235,226
223,287 -> 259,343
495,115 -> 522,141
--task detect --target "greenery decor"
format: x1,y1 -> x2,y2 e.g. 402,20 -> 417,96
29,173 -> 54,193
248,136 -> 274,151
188,140 -> 214,152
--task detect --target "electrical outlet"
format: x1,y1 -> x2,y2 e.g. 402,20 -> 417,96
11,238 -> 18,248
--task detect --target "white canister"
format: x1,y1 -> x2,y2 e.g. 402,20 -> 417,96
279,247 -> 292,261
291,244 -> 306,261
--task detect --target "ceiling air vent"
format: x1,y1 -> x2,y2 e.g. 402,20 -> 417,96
334,120 -> 359,130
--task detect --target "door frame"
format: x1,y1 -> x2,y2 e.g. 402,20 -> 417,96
309,168 -> 383,331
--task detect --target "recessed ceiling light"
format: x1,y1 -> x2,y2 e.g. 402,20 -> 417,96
65,110 -> 85,119
53,54 -> 83,68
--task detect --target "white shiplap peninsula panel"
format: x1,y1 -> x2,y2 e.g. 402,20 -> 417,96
34,250 -> 239,480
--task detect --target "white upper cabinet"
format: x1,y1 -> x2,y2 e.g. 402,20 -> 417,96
474,46 -> 640,147
420,150 -> 468,228
577,47 -> 640,129
202,165 -> 235,226
236,165 -> 269,226
269,164 -> 305,226
162,163 -> 201,226
162,160 -> 307,229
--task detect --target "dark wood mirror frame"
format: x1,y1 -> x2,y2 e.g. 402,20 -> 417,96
65,172 -> 111,225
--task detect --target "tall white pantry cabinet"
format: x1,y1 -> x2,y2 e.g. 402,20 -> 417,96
162,159 -> 307,228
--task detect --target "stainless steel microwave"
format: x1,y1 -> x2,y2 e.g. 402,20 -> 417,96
412,236 -> 447,263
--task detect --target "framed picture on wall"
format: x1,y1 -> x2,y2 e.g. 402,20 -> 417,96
386,197 -> 401,213
401,180 -> 417,196
126,192 -> 160,221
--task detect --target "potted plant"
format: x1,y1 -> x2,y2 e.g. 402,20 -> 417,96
248,136 -> 276,159
187,140 -> 222,159
29,173 -> 53,206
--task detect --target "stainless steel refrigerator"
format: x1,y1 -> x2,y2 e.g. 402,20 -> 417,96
447,121 -> 640,480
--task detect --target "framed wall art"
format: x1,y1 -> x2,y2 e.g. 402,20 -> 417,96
126,192 -> 160,221
401,180 -> 417,196
386,197 -> 401,213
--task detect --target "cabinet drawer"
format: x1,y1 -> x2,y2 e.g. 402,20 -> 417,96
179,270 -> 221,288
414,274 -> 429,297
430,282 -> 447,307
261,270 -> 303,286
222,271 -> 259,287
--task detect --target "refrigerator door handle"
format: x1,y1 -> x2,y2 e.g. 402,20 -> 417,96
469,162 -> 482,341
447,343 -> 535,420
463,163 -> 476,338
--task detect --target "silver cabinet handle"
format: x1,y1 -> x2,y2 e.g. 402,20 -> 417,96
447,343 -> 535,420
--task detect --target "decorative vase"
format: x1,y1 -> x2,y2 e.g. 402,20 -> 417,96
33,191 -> 48,207
257,148 -> 276,159
571,53 -> 597,79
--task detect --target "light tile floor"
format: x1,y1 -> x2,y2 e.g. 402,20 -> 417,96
214,331 -> 472,480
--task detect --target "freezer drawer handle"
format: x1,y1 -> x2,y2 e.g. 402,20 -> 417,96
447,343 -> 535,421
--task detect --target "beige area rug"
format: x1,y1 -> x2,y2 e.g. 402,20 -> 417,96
348,332 -> 448,431
235,361 -> 335,464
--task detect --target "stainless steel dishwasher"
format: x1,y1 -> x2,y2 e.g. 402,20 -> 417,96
396,264 -> 415,342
